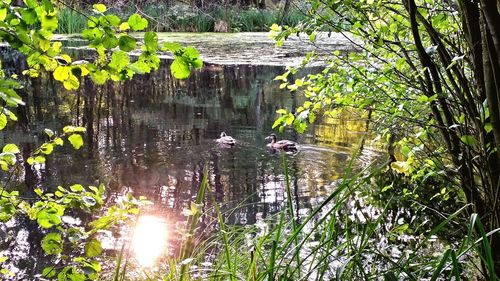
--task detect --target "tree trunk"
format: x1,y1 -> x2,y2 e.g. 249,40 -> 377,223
258,0 -> 265,9
280,0 -> 291,25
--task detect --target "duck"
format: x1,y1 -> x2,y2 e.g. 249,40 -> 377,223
216,132 -> 236,146
265,133 -> 298,152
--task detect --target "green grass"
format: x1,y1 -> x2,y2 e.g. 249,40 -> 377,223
55,5 -> 307,33
57,8 -> 87,34
107,142 -> 498,280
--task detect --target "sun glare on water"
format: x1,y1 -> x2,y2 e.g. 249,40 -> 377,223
132,216 -> 169,267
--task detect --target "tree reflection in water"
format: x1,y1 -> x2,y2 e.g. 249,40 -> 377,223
0,48 -> 376,274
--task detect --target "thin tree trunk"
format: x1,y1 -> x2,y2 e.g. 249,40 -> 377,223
280,0 -> 291,25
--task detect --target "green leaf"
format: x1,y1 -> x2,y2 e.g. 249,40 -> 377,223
2,144 -> 19,154
119,22 -> 130,31
295,122 -> 307,133
21,9 -> 38,25
87,16 -> 98,28
390,161 -> 410,174
460,135 -> 477,149
0,8 -> 6,21
92,4 -> 107,13
130,61 -> 151,74
109,51 -> 130,71
53,66 -> 70,81
127,14 -> 148,31
90,70 -> 108,85
144,31 -> 158,52
34,188 -> 43,196
102,35 -> 118,50
272,116 -> 284,129
485,123 -> 493,133
183,47 -> 203,69
118,35 -> 136,52
58,266 -> 85,281
70,184 -> 84,192
63,125 -> 76,133
68,134 -> 83,150
0,114 -> 7,130
35,155 -> 46,164
41,15 -> 58,32
42,266 -> 57,278
85,239 -> 102,258
105,15 -> 120,26
170,58 -> 190,79
37,209 -> 62,228
40,143 -> 54,155
41,233 -> 63,255
162,42 -> 182,53
63,75 -> 80,90
82,28 -> 104,42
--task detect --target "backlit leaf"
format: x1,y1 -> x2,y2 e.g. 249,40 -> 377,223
391,161 -> 410,174
68,134 -> 83,150
42,266 -> 56,278
92,4 -> 107,13
41,233 -> 62,255
170,58 -> 190,79
2,144 -> 19,154
127,14 -> 148,31
85,239 -> 102,257
0,114 -> 7,130
118,35 -> 136,52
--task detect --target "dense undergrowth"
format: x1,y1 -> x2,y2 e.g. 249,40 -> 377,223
57,4 -> 307,33
107,153 -> 494,280
1,0 -> 500,279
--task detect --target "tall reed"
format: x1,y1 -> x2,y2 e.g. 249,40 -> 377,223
111,149 -> 498,280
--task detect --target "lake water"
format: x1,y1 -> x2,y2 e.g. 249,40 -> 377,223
0,32 -> 378,277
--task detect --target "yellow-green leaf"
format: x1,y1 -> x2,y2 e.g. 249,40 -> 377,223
68,134 -> 83,150
0,114 -> 7,130
390,161 -> 410,174
92,4 -> 107,13
0,8 -> 7,21
2,144 -> 19,154
53,66 -> 70,81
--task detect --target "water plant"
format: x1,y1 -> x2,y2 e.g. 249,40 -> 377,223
102,144 -> 496,280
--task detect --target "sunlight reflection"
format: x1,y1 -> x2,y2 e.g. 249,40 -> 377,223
131,216 -> 168,267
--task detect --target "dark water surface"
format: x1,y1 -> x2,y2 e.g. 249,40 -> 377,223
0,34 -> 377,276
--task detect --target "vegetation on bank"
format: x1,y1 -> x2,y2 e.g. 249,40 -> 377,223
57,2 -> 307,33
1,0 -> 500,280
57,6 -> 305,33
271,0 -> 500,277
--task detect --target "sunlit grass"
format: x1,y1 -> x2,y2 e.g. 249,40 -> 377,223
111,147 -> 496,280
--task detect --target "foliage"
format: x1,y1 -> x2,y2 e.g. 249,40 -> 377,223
270,0 -> 500,276
0,126 -> 148,279
56,5 -> 307,33
107,152 -> 495,280
0,1 -> 201,279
